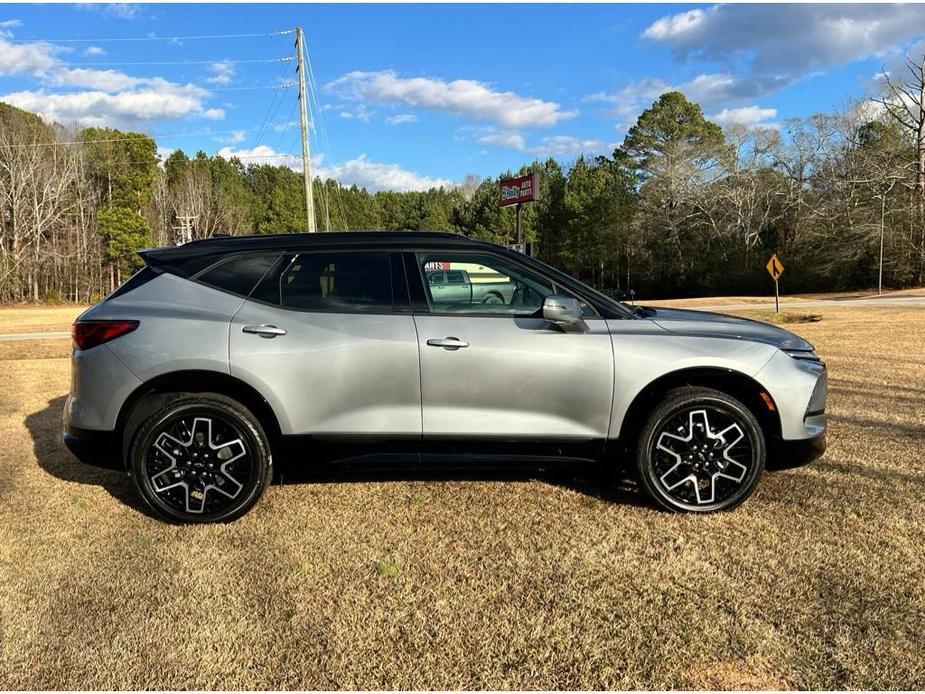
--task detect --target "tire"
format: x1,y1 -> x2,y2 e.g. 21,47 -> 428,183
635,387 -> 765,513
482,291 -> 505,305
128,393 -> 272,523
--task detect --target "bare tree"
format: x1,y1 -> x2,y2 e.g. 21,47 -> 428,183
878,53 -> 925,282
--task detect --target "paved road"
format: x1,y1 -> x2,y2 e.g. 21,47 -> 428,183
0,293 -> 922,342
686,294 -> 925,312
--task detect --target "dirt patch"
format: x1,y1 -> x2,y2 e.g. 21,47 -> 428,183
0,304 -> 923,689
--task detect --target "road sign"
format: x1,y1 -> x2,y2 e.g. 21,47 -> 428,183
766,254 -> 784,281
766,254 -> 784,313
499,173 -> 539,207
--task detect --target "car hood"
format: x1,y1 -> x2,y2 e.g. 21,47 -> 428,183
642,306 -> 814,351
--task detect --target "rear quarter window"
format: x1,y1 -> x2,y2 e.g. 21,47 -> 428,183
196,253 -> 282,297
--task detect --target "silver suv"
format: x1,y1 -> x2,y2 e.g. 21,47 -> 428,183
63,232 -> 826,522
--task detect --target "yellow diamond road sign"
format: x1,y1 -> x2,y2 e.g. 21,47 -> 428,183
766,254 -> 784,281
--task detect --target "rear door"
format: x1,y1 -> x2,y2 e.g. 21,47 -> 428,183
406,250 -> 615,440
229,250 -> 422,437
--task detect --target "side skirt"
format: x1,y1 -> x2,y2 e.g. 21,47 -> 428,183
278,434 -> 610,470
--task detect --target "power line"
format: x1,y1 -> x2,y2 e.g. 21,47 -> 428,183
4,30 -> 295,43
303,31 -> 348,230
54,57 -> 293,67
200,83 -> 295,92
1,129 -> 267,149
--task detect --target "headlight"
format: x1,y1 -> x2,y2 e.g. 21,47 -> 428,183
783,348 -> 822,363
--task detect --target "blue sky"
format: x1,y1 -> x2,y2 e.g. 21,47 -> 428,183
2,3 -> 925,191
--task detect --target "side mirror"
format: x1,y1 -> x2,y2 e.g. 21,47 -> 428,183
543,295 -> 587,333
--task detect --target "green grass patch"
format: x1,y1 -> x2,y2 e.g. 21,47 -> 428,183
375,560 -> 399,577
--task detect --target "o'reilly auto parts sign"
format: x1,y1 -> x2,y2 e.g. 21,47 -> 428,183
499,173 -> 539,207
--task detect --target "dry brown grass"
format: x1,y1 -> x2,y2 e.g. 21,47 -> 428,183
1,304 -> 924,689
0,305 -> 86,334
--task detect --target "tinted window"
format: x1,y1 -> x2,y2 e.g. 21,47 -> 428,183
416,252 -> 554,315
106,266 -> 157,300
273,252 -> 393,311
198,253 -> 281,296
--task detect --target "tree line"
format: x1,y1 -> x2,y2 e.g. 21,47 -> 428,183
1,57 -> 923,303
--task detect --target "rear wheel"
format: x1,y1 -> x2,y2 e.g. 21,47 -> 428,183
128,394 -> 272,523
636,387 -> 765,512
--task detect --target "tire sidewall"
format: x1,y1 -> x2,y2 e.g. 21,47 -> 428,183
129,396 -> 272,523
637,389 -> 765,513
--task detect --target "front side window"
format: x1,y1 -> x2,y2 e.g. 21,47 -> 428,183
258,251 -> 393,311
416,252 -> 555,315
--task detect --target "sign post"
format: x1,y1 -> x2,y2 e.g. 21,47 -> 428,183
499,173 -> 539,251
765,254 -> 785,313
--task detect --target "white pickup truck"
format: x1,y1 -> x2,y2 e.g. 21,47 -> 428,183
425,269 -> 516,305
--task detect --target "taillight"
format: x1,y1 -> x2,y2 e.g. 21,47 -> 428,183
72,320 -> 139,350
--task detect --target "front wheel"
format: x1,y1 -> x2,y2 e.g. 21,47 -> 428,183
636,387 -> 765,512
128,394 -> 272,523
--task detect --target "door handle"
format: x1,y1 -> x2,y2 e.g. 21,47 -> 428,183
242,324 -> 287,338
426,336 -> 469,350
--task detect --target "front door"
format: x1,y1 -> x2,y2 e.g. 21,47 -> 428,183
408,250 -> 614,440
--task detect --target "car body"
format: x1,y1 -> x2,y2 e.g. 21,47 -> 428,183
63,231 -> 826,521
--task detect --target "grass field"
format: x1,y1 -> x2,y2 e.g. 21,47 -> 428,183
1,302 -> 924,689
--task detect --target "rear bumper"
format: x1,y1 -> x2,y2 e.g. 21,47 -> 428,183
771,432 -> 826,469
62,425 -> 122,470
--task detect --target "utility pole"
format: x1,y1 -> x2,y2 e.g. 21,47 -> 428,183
295,26 -> 316,233
173,215 -> 197,245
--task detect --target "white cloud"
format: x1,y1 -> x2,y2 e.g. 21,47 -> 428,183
644,4 -> 925,71
0,35 -> 224,127
215,148 -> 454,193
639,4 -> 925,104
476,131 -> 525,150
319,154 -> 455,192
218,130 -> 246,144
530,135 -> 615,158
710,106 -> 778,128
78,4 -> 140,20
387,113 -> 417,125
272,120 -> 299,132
217,145 -> 300,168
338,104 -> 373,122
325,69 -> 575,129
1,86 -> 223,128
50,67 -> 142,91
0,37 -> 59,76
642,8 -> 711,41
207,60 -> 235,85
83,46 -> 106,56
588,73 -> 791,131
0,19 -> 23,28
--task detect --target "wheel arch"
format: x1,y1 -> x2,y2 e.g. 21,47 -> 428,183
115,370 -> 284,467
617,367 -> 782,449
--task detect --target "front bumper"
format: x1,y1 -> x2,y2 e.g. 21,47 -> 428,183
62,424 -> 122,470
770,432 -> 826,469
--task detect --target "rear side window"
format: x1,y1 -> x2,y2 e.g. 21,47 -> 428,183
106,266 -> 158,300
197,253 -> 281,297
255,252 -> 394,312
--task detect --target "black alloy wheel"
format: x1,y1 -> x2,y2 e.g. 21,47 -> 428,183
129,395 -> 272,523
636,387 -> 765,512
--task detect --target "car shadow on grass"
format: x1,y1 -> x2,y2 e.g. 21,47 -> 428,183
25,396 -> 158,518
26,396 -> 646,514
